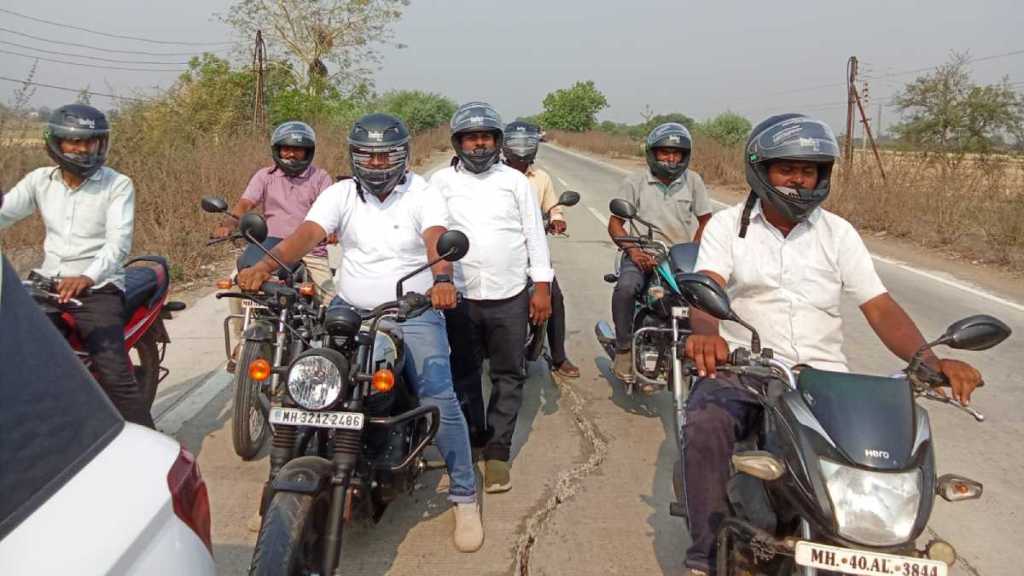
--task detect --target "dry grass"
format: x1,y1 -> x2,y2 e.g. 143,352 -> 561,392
0,123 -> 453,281
549,129 -> 1024,272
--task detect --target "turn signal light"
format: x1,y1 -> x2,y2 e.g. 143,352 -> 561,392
216,278 -> 233,290
299,282 -> 317,297
937,474 -> 983,502
732,451 -> 785,481
372,369 -> 395,393
248,358 -> 272,382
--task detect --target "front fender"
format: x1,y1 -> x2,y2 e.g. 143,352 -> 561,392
270,456 -> 334,495
244,319 -> 276,343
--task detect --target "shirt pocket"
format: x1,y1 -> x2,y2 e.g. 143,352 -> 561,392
797,261 -> 841,315
72,192 -> 109,238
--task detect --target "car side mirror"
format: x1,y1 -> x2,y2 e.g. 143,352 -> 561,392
558,190 -> 581,208
239,212 -> 268,244
933,314 -> 1012,351
201,196 -> 229,214
437,230 -> 470,262
609,198 -> 637,220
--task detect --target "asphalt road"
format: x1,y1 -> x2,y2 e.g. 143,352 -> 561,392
159,143 -> 1023,575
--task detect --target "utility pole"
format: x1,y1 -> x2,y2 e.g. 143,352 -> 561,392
251,30 -> 267,132
844,56 -> 858,171
852,84 -> 886,180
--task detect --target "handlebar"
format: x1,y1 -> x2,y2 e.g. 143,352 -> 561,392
23,276 -> 87,307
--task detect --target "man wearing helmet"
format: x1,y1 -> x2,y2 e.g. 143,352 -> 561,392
608,122 -> 713,386
502,120 -> 579,379
0,104 -> 153,427
678,114 -> 984,575
432,102 -> 554,494
236,113 -> 484,552
212,121 -> 335,367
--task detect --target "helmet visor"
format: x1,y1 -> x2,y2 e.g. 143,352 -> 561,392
748,117 -> 839,163
503,132 -> 539,158
351,144 -> 408,171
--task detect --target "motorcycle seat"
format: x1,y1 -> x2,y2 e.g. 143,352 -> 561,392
124,257 -> 170,315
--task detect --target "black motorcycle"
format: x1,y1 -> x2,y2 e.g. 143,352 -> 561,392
676,272 -> 1012,576
202,196 -> 321,460
248,229 -> 471,576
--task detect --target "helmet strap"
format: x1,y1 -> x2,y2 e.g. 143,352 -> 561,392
738,191 -> 758,239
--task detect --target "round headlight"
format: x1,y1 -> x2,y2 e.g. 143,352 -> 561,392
287,353 -> 344,410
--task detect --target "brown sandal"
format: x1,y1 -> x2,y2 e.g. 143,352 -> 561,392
553,360 -> 580,378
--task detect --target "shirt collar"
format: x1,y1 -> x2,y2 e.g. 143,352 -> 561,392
272,164 -> 315,180
749,198 -> 823,228
646,170 -> 685,189
49,166 -> 104,185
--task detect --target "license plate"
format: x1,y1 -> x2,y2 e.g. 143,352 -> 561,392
795,541 -> 947,576
268,407 -> 364,430
241,299 -> 267,311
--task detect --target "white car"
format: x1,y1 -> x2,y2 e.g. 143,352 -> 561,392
0,254 -> 216,575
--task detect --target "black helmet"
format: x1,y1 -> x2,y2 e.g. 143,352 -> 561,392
502,120 -> 540,164
44,104 -> 110,180
645,122 -> 692,182
745,113 -> 840,223
271,121 -> 316,176
348,113 -> 410,199
450,101 -> 503,174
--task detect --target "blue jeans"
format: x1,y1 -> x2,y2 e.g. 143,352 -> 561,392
330,298 -> 477,503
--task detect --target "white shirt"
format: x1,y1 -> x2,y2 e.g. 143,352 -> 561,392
304,173 -> 447,310
431,162 -> 553,300
0,166 -> 134,290
695,200 -> 887,372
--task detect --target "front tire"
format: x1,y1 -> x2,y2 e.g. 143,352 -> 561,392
232,340 -> 272,460
250,490 -> 332,576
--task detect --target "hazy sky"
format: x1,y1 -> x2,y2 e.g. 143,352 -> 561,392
2,0 -> 1022,134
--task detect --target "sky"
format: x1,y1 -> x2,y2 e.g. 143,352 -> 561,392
1,0 -> 1022,136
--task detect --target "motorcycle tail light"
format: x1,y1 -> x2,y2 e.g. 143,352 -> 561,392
216,278 -> 232,290
167,446 -> 212,554
372,369 -> 395,393
248,358 -> 271,381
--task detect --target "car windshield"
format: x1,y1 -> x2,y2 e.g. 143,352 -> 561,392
0,255 -> 124,540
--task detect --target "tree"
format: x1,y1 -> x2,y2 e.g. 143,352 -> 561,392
221,0 -> 409,96
700,112 -> 751,146
540,81 -> 609,131
644,112 -> 696,133
893,52 -> 1024,153
373,90 -> 456,133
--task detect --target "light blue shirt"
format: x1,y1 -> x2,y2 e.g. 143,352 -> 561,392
0,166 -> 134,290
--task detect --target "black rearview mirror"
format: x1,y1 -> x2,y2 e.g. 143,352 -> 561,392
437,230 -> 470,262
201,196 -> 229,214
935,314 -> 1012,351
609,198 -> 637,220
239,212 -> 268,244
558,190 -> 581,208
679,273 -> 736,321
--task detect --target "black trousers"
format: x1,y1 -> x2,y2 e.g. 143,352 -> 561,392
612,255 -> 647,350
547,277 -> 568,366
444,289 -> 529,462
681,374 -> 763,572
71,286 -> 155,428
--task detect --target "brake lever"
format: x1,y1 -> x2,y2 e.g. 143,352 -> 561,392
919,388 -> 986,422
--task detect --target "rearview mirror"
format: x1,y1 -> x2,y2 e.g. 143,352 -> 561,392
609,198 -> 637,220
239,212 -> 268,244
201,196 -> 229,214
558,190 -> 581,208
437,230 -> 470,262
934,314 -> 1012,351
678,273 -> 736,322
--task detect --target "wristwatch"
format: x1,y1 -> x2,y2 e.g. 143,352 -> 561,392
433,274 -> 453,285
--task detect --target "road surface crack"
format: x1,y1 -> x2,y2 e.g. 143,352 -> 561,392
513,375 -> 608,575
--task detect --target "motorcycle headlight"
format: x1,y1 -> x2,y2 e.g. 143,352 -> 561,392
820,459 -> 921,546
287,352 -> 346,410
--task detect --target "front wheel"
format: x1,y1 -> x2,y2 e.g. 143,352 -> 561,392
250,490 -> 332,576
232,340 -> 272,460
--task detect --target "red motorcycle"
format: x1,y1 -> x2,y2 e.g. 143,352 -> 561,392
24,256 -> 186,410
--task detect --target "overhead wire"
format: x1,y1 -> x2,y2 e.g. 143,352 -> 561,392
0,75 -> 148,102
0,47 -> 188,72
0,39 -> 190,65
0,26 -> 230,57
0,7 -> 233,46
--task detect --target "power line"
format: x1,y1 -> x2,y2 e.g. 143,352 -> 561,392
0,76 -> 148,102
0,48 -> 187,73
0,26 -> 229,57
0,7 -> 233,47
0,40 -> 190,65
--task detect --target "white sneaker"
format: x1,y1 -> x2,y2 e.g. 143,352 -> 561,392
453,501 -> 484,552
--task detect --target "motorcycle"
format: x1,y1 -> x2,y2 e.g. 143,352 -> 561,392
524,189 -> 581,362
247,228 -> 471,576
201,196 -> 321,460
23,257 -> 186,412
676,272 -> 1012,576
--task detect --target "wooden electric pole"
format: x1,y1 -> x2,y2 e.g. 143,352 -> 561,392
251,30 -> 267,132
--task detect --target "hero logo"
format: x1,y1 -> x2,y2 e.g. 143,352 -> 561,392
864,448 -> 890,460
367,129 -> 384,142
